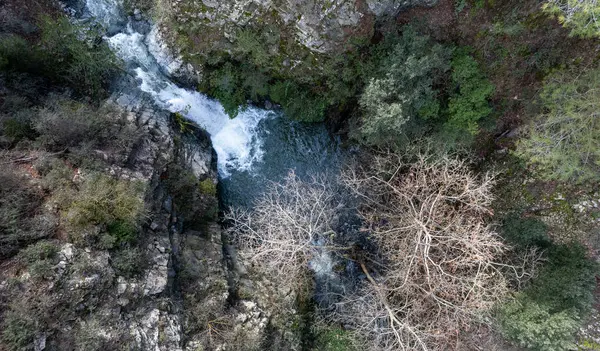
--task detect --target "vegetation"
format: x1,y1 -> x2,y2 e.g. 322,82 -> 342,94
19,240 -> 60,280
499,244 -> 597,350
336,152 -> 508,350
516,67 -> 600,182
356,27 -> 451,147
2,0 -> 600,350
447,48 -> 494,135
543,0 -> 600,38
111,246 -> 146,277
0,309 -> 37,351
0,3 -> 221,351
227,153 -> 512,350
0,162 -> 50,259
0,16 -> 121,100
66,174 -> 146,246
314,327 -> 356,351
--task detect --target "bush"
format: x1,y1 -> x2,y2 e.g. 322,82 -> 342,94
163,163 -> 218,227
0,16 -> 121,100
314,327 -> 356,351
356,26 -> 451,147
516,67 -> 600,182
499,297 -> 580,351
501,214 -> 551,248
33,98 -> 110,150
0,109 -> 36,142
269,81 -> 328,122
543,0 -> 600,38
18,240 -> 60,280
499,244 -> 597,350
39,158 -> 74,191
207,62 -> 246,117
19,240 -> 58,264
66,174 -> 146,246
0,310 -> 37,351
111,247 -> 145,277
447,49 -> 494,135
0,164 -> 47,259
198,178 -> 217,196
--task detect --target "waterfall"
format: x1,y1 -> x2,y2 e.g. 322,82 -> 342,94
83,0 -> 273,176
79,0 -> 351,308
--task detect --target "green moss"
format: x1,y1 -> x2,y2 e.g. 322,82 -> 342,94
198,178 -> 217,196
581,339 -> 600,350
173,112 -> 193,133
315,327 -> 356,351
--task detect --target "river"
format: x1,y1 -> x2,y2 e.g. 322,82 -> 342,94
72,0 -> 343,208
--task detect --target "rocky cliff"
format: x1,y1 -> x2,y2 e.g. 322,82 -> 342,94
129,0 -> 438,83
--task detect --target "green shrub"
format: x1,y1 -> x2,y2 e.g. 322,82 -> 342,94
198,178 -> 217,196
19,240 -> 60,280
66,174 -> 146,246
356,26 -> 451,147
498,244 -> 597,350
516,67 -> 600,182
20,240 -> 58,264
111,247 -> 145,277
98,233 -> 117,250
499,296 -> 580,351
38,16 -> 121,99
543,0 -> 600,38
447,49 -> 494,135
528,245 -> 597,313
0,34 -> 39,73
39,158 -> 73,191
207,62 -> 246,117
235,28 -> 272,68
1,109 -> 36,142
501,214 -> 551,248
269,81 -> 328,122
0,310 -> 37,351
0,16 -> 121,100
314,327 -> 356,351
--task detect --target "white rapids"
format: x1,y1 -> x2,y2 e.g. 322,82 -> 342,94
85,0 -> 273,176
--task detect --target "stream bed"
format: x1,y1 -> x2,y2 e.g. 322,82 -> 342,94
73,0 -> 344,208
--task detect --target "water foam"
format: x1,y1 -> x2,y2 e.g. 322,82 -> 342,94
90,1 -> 272,176
85,0 -> 124,27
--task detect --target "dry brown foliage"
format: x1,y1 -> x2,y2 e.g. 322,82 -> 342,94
335,152 -> 511,351
224,171 -> 341,293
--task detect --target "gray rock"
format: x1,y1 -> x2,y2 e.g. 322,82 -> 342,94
34,333 -> 46,351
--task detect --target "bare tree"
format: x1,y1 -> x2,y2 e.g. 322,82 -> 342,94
226,153 -> 523,350
335,152 -> 511,351
225,171 -> 342,293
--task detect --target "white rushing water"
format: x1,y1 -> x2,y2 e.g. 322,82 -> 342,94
85,1 -> 272,176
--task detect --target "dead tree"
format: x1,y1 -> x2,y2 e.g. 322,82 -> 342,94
335,152 -> 511,350
225,171 -> 342,294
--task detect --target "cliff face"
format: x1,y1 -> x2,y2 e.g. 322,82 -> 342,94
0,82 -> 299,350
159,0 -> 372,54
140,0 -> 438,81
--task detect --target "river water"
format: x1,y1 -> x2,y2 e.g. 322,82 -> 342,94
71,0 -> 354,305
73,0 -> 343,208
